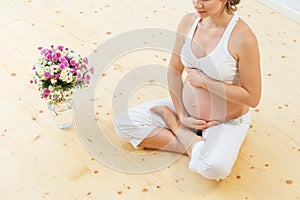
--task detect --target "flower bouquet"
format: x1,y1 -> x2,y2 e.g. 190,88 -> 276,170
30,45 -> 94,128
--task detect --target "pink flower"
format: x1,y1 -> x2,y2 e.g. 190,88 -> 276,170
63,61 -> 69,67
59,57 -> 66,63
46,54 -> 53,61
83,57 -> 88,64
41,48 -> 48,55
42,88 -> 51,98
55,52 -> 61,58
90,66 -> 94,74
82,64 -> 87,70
57,45 -> 64,51
53,57 -> 58,63
32,45 -> 94,104
84,74 -> 90,83
70,60 -> 76,66
59,63 -> 65,70
77,73 -> 82,80
44,72 -> 51,78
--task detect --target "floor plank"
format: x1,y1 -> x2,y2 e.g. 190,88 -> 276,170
0,0 -> 299,199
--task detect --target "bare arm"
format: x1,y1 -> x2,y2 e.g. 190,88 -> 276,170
168,15 -> 190,118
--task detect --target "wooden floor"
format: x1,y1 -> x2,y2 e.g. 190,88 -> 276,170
0,0 -> 299,199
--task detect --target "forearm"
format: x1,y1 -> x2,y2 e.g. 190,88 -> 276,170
168,69 -> 188,118
204,78 -> 260,108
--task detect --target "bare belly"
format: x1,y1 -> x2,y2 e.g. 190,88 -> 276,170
182,80 -> 247,122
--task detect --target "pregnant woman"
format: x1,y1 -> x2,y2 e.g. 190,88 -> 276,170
114,0 -> 261,180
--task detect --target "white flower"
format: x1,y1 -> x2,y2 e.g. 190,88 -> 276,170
59,68 -> 73,83
51,79 -> 57,84
49,86 -> 54,91
37,69 -> 44,77
68,52 -> 75,59
45,66 -> 50,72
31,45 -> 93,105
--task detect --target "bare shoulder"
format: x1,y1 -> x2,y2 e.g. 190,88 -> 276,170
172,13 -> 198,56
176,13 -> 198,37
229,17 -> 259,60
232,18 -> 258,47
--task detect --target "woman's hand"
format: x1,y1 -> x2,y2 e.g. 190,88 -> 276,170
185,68 -> 210,89
180,114 -> 220,130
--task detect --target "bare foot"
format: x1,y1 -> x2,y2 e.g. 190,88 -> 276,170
150,105 -> 181,133
150,106 -> 205,157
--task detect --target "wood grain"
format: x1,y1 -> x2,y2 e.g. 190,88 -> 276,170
0,0 -> 299,199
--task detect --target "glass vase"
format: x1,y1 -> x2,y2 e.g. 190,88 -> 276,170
48,99 -> 74,129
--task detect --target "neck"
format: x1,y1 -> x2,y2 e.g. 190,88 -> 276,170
200,11 -> 233,29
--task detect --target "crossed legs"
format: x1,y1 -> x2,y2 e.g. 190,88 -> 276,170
139,105 -> 204,156
114,98 -> 251,180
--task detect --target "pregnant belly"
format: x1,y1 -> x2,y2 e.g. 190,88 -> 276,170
182,80 -> 235,121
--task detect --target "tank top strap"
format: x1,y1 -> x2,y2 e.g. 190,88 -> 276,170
186,16 -> 201,39
221,13 -> 239,46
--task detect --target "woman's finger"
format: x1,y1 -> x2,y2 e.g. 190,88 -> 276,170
208,120 -> 220,126
196,119 -> 207,125
194,120 -> 220,130
194,124 -> 208,130
187,117 -> 206,125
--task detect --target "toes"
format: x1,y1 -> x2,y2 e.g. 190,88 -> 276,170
150,105 -> 168,113
149,106 -> 163,114
150,105 -> 160,110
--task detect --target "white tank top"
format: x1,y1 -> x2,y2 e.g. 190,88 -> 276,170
180,13 -> 240,85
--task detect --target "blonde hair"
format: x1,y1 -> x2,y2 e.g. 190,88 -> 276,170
225,0 -> 240,13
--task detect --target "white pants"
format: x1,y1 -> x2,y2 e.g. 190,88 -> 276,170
114,98 -> 251,180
